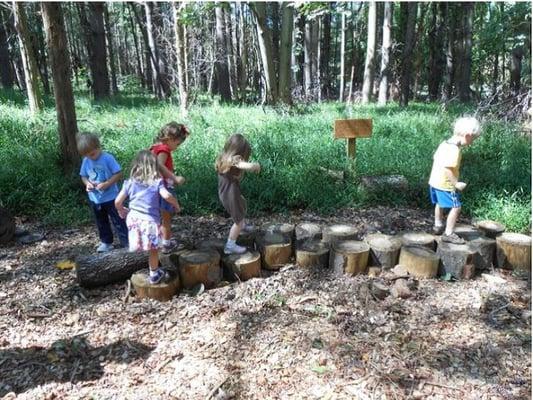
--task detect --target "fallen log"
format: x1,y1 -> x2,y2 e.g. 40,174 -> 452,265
398,246 -> 439,278
131,270 -> 180,301
222,251 -> 261,281
400,231 -> 435,250
475,220 -> 506,239
178,249 -> 221,289
76,249 -> 150,288
496,233 -> 531,271
364,233 -> 401,269
0,206 -> 15,245
295,222 -> 322,247
296,240 -> 329,268
322,224 -> 358,246
257,232 -> 292,270
329,240 -> 370,275
437,241 -> 477,279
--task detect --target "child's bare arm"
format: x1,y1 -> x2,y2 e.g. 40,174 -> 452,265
157,153 -> 185,185
96,171 -> 123,191
444,167 -> 466,191
114,189 -> 129,219
81,176 -> 94,192
160,187 -> 181,213
235,161 -> 261,173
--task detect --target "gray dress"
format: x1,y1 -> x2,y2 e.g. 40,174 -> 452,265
218,167 -> 246,223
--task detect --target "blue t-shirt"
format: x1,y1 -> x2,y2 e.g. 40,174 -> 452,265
79,152 -> 122,204
123,179 -> 164,224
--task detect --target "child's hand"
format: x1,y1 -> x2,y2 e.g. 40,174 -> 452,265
117,206 -> 129,219
455,182 -> 467,191
86,182 -> 95,192
174,176 -> 185,186
251,163 -> 261,173
96,181 -> 109,191
174,202 -> 181,213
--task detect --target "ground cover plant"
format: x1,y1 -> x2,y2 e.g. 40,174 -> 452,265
0,89 -> 530,232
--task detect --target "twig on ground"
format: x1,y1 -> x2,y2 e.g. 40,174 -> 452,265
206,375 -> 229,400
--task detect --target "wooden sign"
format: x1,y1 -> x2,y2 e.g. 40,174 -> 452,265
333,118 -> 373,159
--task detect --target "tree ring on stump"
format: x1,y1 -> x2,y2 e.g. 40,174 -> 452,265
322,224 -> 358,246
295,222 -> 322,247
131,271 -> 180,301
400,231 -> 435,250
223,250 -> 261,281
329,240 -> 370,275
496,232 -> 531,271
258,232 -> 292,270
296,240 -> 329,268
178,249 -> 221,289
398,245 -> 439,278
475,220 -> 506,239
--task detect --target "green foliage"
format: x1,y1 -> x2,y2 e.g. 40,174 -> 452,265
0,90 -> 530,232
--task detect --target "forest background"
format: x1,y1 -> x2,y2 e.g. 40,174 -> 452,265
0,1 -> 530,232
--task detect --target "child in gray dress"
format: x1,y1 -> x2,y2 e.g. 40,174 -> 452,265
215,134 -> 260,254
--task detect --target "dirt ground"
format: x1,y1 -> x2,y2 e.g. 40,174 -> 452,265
0,206 -> 530,400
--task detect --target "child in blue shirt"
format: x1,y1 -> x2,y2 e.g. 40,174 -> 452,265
77,132 -> 128,252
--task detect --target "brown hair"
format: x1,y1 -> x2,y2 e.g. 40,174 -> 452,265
76,132 -> 101,155
154,122 -> 189,144
215,133 -> 251,174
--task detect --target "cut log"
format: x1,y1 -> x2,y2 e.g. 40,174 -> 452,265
222,250 -> 261,281
322,224 -> 358,246
475,220 -> 506,239
467,236 -> 496,270
261,222 -> 295,244
196,238 -> 226,256
296,240 -> 329,268
236,230 -> 256,249
364,233 -> 402,269
400,231 -> 435,250
130,270 -> 180,301
437,241 -> 477,279
178,249 -> 221,289
329,240 -> 370,275
496,233 -> 532,271
76,249 -> 148,288
158,243 -> 192,273
0,206 -> 15,245
295,222 -> 322,247
454,224 -> 483,241
398,246 -> 439,278
257,232 -> 292,270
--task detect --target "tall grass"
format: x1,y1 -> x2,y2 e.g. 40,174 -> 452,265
0,90 -> 530,232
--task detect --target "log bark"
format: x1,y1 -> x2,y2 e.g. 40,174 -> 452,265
400,231 -> 435,250
296,240 -> 329,268
322,224 -> 358,246
467,236 -> 496,271
158,243 -> 192,273
295,222 -> 322,247
178,249 -> 221,289
236,231 -> 256,250
364,233 -> 401,269
496,233 -> 531,271
222,250 -> 261,281
475,220 -> 506,239
0,206 -> 15,244
76,249 -> 148,288
131,271 -> 180,301
329,240 -> 370,275
437,241 -> 477,279
398,245 -> 439,278
257,232 -> 292,270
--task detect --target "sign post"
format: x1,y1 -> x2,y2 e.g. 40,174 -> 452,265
334,119 -> 373,160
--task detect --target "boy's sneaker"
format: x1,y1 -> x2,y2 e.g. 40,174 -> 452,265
432,225 -> 445,235
161,239 -> 179,254
149,268 -> 170,285
441,232 -> 466,245
97,242 -> 114,253
224,242 -> 247,255
242,223 -> 255,233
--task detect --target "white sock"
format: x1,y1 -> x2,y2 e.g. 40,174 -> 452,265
226,239 -> 236,247
149,267 -> 159,277
162,239 -> 170,246
434,220 -> 443,227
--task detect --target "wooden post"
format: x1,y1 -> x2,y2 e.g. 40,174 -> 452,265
334,119 -> 372,160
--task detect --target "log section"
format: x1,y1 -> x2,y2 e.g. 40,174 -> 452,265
400,232 -> 435,250
131,270 -> 180,301
295,222 -> 322,247
222,251 -> 261,281
398,245 -> 439,278
0,207 -> 15,244
296,240 -> 329,268
475,220 -> 506,239
178,249 -> 221,289
496,233 -> 531,271
257,232 -> 292,270
329,240 -> 370,275
364,233 -> 401,269
322,224 -> 358,246
437,241 -> 477,279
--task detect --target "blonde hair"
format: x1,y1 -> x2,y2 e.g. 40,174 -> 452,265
154,121 -> 189,144
215,133 -> 251,174
76,132 -> 101,155
130,150 -> 160,185
454,117 -> 481,137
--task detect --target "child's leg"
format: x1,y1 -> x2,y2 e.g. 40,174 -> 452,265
91,202 -> 114,245
148,249 -> 159,271
445,206 -> 461,235
105,201 -> 129,247
225,220 -> 246,254
161,210 -> 172,240
434,205 -> 444,227
228,220 -> 245,241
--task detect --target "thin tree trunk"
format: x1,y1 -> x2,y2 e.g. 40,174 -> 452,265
442,3 -> 455,101
173,3 -> 188,113
238,2 -> 248,100
41,2 -> 79,175
320,7 -> 331,99
128,5 -> 144,87
214,2 -> 232,101
510,47 -> 523,94
399,2 -> 417,107
412,4 -> 426,98
428,3 -> 445,101
457,2 -> 473,102
304,15 -> 313,98
0,9 -> 13,89
378,2 -> 393,105
144,2 -> 163,98
34,19 -> 50,95
223,6 -> 237,98
13,1 -> 42,114
362,2 -> 377,104
278,1 -> 293,104
339,10 -> 346,101
103,4 -> 118,95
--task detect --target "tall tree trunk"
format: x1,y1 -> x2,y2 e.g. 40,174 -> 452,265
173,3 -> 188,113
0,9 -> 13,89
41,3 -> 79,175
13,1 -> 42,114
223,6 -> 237,98
378,2 -> 393,105
251,2 -> 277,104
215,2 -> 232,101
362,2 -> 377,104
457,2 -> 473,102
510,47 -> 523,94
399,2 -> 417,107
144,2 -> 163,98
428,3 -> 446,101
411,4 -> 426,98
278,2 -> 293,104
320,7 -> 331,99
34,19 -> 50,95
130,4 -> 153,91
304,15 -> 314,98
442,4 -> 455,101
103,4 -> 118,95
339,10 -> 346,101
238,2 -> 248,100
128,5 -> 144,87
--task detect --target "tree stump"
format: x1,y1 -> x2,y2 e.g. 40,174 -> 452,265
437,241 -> 477,279
178,249 -> 221,289
364,233 -> 401,269
257,232 -> 292,270
454,224 -> 483,241
475,220 -> 506,239
398,246 -> 439,278
329,240 -> 370,275
261,222 -> 295,245
322,224 -> 358,246
237,231 -> 256,250
158,243 -> 192,273
196,238 -> 226,256
76,249 -> 148,288
496,233 -> 532,271
130,270 -> 180,301
0,206 -> 15,245
295,222 -> 322,247
222,250 -> 261,281
467,236 -> 496,271
400,231 -> 435,250
296,240 -> 329,268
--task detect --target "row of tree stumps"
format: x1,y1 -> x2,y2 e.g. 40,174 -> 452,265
75,220 -> 531,302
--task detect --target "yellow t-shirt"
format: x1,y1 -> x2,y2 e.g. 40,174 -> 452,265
428,141 -> 462,191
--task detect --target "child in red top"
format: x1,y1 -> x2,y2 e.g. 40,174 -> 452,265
149,122 -> 190,253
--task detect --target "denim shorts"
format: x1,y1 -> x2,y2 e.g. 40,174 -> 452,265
160,186 -> 177,213
429,186 -> 462,208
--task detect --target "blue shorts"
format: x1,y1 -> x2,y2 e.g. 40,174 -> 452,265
160,186 -> 177,213
429,186 -> 462,208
